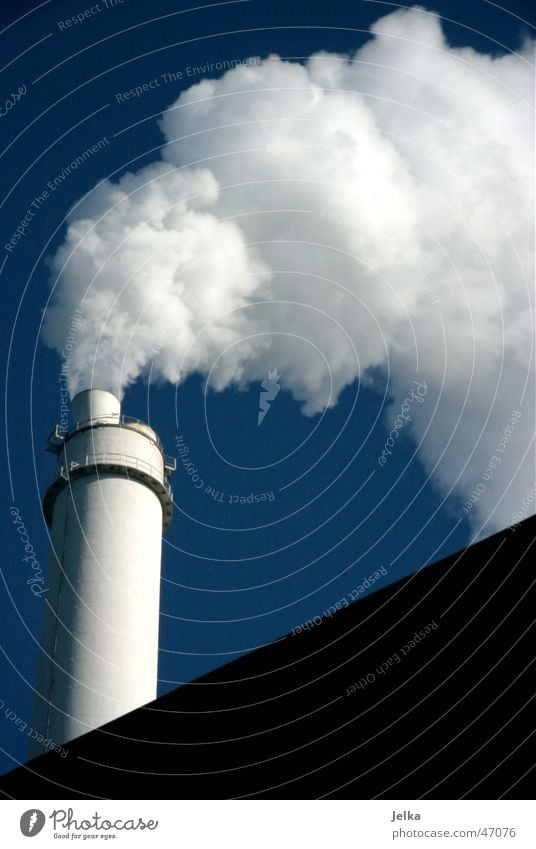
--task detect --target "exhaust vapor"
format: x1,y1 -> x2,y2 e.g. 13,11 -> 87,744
42,6 -> 535,531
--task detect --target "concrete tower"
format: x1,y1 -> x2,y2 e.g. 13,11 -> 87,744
31,389 -> 175,756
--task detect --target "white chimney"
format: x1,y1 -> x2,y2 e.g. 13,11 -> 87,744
31,389 -> 175,756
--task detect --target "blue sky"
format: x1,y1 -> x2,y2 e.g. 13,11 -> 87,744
1,0 -> 533,776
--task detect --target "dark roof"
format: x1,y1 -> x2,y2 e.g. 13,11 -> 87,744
1,517 -> 534,799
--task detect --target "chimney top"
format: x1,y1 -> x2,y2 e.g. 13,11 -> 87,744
71,388 -> 121,428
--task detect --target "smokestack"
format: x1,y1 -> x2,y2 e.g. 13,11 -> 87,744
31,389 -> 175,756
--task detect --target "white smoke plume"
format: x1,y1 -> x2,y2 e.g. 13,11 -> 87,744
43,6 -> 534,533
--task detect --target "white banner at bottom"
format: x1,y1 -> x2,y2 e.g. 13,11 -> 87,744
0,800 -> 534,848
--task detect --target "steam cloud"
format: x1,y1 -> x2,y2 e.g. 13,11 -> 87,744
43,6 -> 534,532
